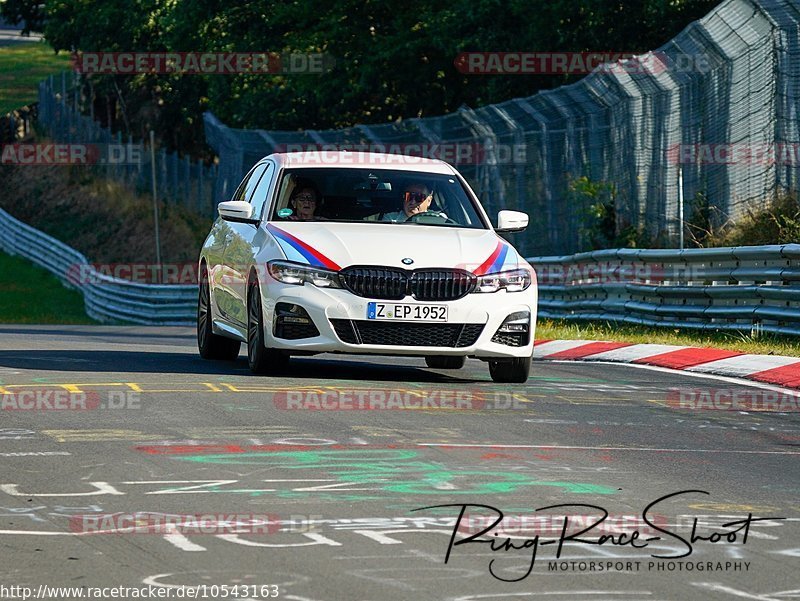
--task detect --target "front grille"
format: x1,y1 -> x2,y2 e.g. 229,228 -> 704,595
491,331 -> 529,347
340,266 -> 476,301
330,319 -> 484,347
340,267 -> 407,300
411,270 -> 476,301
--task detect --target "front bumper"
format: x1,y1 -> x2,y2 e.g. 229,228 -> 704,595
261,281 -> 537,359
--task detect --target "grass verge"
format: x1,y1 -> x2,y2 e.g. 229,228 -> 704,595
0,163 -> 212,264
0,42 -> 70,114
537,318 -> 800,358
0,251 -> 95,323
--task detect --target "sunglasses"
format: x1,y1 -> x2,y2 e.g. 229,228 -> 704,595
404,191 -> 430,204
294,194 -> 316,203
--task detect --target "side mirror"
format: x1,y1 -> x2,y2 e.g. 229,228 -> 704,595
496,210 -> 528,233
218,200 -> 258,225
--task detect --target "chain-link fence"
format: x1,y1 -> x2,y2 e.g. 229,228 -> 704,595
37,72 -> 219,218
204,0 -> 800,257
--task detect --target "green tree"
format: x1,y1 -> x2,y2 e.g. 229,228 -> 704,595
40,0 -> 720,153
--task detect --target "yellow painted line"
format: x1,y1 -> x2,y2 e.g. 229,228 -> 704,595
42,429 -> 163,442
1,382 -> 127,389
203,383 -> 223,392
60,384 -> 83,393
184,427 -> 293,436
0,385 -> 10,394
220,383 -> 241,392
134,388 -> 209,393
511,393 -> 533,403
125,383 -> 143,392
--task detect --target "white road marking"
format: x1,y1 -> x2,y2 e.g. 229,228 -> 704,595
549,359 -> 800,396
691,583 -> 781,601
688,355 -> 800,377
533,340 -> 598,357
417,443 -> 800,455
578,344 -> 686,362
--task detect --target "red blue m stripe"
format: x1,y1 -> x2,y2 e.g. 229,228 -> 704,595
474,240 -> 510,275
267,224 -> 341,271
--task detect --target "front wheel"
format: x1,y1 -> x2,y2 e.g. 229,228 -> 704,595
197,266 -> 240,360
247,280 -> 289,375
488,355 -> 531,383
425,356 -> 466,369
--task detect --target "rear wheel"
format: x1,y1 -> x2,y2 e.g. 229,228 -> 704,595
425,356 -> 466,369
197,266 -> 240,360
247,279 -> 289,375
488,355 -> 531,383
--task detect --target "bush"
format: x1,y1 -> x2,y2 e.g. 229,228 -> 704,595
570,175 -> 651,250
688,190 -> 800,247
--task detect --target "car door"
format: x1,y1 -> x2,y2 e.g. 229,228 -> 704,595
221,161 -> 276,327
214,162 -> 269,325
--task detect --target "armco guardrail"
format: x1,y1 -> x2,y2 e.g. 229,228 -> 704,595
0,208 -> 196,325
527,246 -> 800,336
1,205 -> 798,333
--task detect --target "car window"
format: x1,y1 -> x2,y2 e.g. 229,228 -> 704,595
250,163 -> 275,219
269,168 -> 489,229
232,163 -> 267,203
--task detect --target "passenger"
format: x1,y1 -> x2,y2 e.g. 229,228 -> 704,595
288,184 -> 321,220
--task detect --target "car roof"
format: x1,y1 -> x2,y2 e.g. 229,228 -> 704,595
267,151 -> 457,175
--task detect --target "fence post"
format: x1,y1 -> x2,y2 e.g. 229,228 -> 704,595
150,131 -> 162,283
171,151 -> 179,205
128,134 -> 134,185
116,130 -> 123,180
197,158 -> 204,215
184,154 -> 191,208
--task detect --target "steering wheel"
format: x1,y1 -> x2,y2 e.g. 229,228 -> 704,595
404,210 -> 460,225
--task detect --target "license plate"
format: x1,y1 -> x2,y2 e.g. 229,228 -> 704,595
367,302 -> 448,322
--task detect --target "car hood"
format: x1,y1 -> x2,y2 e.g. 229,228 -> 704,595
265,222 -> 525,274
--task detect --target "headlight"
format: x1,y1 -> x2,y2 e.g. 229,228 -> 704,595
473,268 -> 531,293
267,260 -> 343,288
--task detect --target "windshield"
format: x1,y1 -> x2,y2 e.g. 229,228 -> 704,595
268,168 -> 489,229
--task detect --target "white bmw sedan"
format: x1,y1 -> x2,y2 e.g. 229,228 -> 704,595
197,151 -> 537,382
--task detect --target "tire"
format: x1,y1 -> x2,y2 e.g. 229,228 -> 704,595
197,265 -> 241,360
425,355 -> 466,369
488,355 -> 531,383
247,279 -> 289,375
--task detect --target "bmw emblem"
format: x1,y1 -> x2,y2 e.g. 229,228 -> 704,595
401,258 -> 414,265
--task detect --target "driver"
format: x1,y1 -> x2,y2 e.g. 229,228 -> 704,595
381,183 -> 434,222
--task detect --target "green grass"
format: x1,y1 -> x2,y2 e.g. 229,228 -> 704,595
0,42 -> 71,114
537,318 -> 800,358
0,251 -> 95,323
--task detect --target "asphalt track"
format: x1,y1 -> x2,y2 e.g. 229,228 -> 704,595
0,325 -> 798,600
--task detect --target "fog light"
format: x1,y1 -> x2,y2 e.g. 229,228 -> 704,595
492,311 -> 530,346
274,303 -> 319,339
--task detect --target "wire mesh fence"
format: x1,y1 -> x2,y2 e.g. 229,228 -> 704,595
204,0 -> 800,257
37,72 -> 219,218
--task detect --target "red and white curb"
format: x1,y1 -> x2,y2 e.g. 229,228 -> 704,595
533,339 -> 800,390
